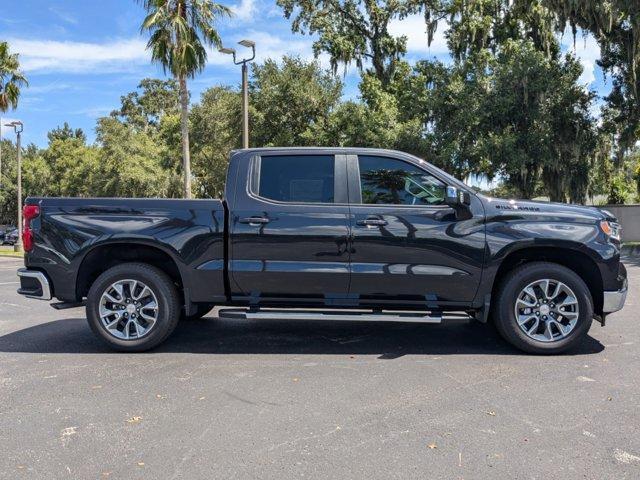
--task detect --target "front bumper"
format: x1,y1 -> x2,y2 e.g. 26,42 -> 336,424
602,278 -> 628,314
17,268 -> 52,300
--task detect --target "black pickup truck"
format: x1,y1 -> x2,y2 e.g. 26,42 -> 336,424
17,148 -> 627,353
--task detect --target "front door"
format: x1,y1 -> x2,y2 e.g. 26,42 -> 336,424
347,154 -> 485,309
229,153 -> 352,306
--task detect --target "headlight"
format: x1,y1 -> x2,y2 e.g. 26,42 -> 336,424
600,220 -> 622,241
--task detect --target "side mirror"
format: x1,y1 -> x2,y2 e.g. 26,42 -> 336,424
445,186 -> 471,208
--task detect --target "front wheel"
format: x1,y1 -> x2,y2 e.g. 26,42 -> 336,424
493,262 -> 593,354
86,263 -> 181,352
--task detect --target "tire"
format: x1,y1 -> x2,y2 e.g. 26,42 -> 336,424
493,262 -> 593,354
182,303 -> 214,321
86,263 -> 181,352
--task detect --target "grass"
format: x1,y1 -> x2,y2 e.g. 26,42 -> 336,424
0,247 -> 23,258
0,251 -> 23,258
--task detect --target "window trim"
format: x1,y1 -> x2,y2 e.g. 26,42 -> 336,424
247,153 -> 348,206
349,154 -> 451,209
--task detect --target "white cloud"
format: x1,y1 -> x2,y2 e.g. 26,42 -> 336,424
26,82 -> 79,94
71,106 -> 113,118
48,6 -> 79,25
389,14 -> 449,56
231,0 -> 257,21
208,30 -> 315,65
10,38 -> 150,74
248,30 -> 315,62
11,30 -> 318,76
562,29 -> 601,86
266,4 -> 284,18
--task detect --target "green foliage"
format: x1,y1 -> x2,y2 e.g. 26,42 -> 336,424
43,135 -> 98,197
601,149 -> 640,204
347,39 -> 600,201
487,40 -> 598,201
446,0 -> 561,60
94,117 -> 172,198
0,41 -> 27,112
543,0 -> 640,156
0,140 -> 52,224
320,72 -> 422,152
47,122 -> 87,143
139,0 -> 232,79
250,56 -> 343,146
189,86 -> 242,197
276,0 -> 444,84
633,151 -> 640,201
445,0 -> 640,167
607,172 -> 631,205
385,57 -> 494,178
0,139 -> 18,224
112,78 -> 180,130
140,0 -> 233,198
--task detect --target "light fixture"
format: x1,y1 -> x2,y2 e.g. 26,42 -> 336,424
5,120 -> 23,132
219,40 -> 256,149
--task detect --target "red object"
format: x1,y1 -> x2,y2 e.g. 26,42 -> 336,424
22,204 -> 40,252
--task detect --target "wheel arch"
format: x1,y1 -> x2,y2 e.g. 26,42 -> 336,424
489,246 -> 604,315
76,241 -> 186,307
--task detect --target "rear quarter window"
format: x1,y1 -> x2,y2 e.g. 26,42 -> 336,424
256,155 -> 335,203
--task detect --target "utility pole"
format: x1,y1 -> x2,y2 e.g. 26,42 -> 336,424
6,121 -> 23,252
219,39 -> 256,149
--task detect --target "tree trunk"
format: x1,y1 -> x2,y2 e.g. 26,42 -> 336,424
179,74 -> 192,199
373,55 -> 386,84
542,167 -> 567,203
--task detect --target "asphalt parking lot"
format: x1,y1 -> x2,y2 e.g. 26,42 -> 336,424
0,255 -> 638,479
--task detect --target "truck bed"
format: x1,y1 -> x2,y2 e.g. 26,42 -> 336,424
25,197 -> 227,306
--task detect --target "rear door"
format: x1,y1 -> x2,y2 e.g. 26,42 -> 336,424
229,152 -> 352,306
347,154 -> 485,309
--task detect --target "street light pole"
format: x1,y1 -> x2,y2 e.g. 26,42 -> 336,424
219,40 -> 256,149
6,121 -> 23,252
242,61 -> 249,149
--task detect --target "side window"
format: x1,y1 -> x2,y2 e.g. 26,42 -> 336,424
257,155 -> 335,203
358,156 -> 446,206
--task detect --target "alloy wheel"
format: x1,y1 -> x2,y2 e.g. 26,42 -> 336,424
514,279 -> 579,342
99,279 -> 159,340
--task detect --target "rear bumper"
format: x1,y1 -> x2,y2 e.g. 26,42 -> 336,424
17,268 -> 52,300
602,278 -> 628,314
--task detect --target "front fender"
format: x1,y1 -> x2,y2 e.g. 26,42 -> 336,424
473,212 -> 620,308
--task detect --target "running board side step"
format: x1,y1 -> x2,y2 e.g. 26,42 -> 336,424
219,308 -> 448,323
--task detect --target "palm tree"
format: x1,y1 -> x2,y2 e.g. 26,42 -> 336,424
140,0 -> 232,198
0,41 -> 28,113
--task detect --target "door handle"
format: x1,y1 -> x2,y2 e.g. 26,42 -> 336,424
239,216 -> 270,225
357,218 -> 388,227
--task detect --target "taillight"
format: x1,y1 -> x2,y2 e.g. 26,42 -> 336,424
22,204 -> 40,252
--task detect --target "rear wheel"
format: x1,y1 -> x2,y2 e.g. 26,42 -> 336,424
493,262 -> 593,354
86,263 -> 180,352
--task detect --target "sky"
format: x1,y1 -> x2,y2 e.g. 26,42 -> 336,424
1,0 -> 609,148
